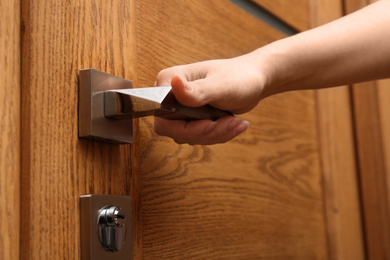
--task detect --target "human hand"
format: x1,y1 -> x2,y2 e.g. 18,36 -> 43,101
154,54 -> 268,145
156,0 -> 390,145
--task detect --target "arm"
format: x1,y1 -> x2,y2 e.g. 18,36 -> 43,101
259,0 -> 390,98
155,0 -> 390,145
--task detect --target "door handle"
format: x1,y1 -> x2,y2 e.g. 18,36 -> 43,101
78,69 -> 232,144
104,87 -> 232,120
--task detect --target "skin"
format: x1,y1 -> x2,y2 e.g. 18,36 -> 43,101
155,0 -> 390,145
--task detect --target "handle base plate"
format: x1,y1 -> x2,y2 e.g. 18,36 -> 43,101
78,69 -> 133,144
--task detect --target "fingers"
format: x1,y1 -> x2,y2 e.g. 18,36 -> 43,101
170,75 -> 211,108
156,63 -> 208,86
156,63 -> 213,108
154,116 -> 250,145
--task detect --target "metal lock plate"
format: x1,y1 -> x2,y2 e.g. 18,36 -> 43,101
78,69 -> 133,143
80,194 -> 133,260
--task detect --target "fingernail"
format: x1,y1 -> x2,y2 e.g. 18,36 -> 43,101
233,120 -> 250,136
154,81 -> 157,86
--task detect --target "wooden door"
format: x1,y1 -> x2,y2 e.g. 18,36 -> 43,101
134,0 -> 364,259
0,0 -> 367,259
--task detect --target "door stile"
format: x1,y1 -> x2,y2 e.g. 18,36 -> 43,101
0,0 -> 21,259
19,0 -> 141,258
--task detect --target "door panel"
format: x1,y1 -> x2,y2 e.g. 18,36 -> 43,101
134,0 -> 363,259
20,0 -> 139,258
0,0 -> 20,259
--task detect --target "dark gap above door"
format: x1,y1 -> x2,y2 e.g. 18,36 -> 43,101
229,0 -> 298,36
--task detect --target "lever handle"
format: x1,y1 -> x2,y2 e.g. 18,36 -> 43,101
104,88 -> 233,121
156,103 -> 233,120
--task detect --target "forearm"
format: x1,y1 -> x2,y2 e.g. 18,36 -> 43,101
255,0 -> 390,99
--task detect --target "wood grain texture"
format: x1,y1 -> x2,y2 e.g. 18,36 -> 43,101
345,0 -> 390,259
377,79 -> 390,229
313,0 -> 365,259
351,82 -> 390,259
316,87 -> 365,260
0,0 -> 20,259
343,0 -> 368,12
251,0 -> 311,31
134,0 -> 331,259
20,0 -> 140,258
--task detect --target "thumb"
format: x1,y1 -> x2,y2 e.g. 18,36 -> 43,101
170,75 -> 211,107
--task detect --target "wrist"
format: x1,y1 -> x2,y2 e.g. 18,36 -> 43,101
252,38 -> 315,100
253,41 -> 292,100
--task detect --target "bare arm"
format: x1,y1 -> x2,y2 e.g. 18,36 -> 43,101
155,0 -> 390,145
259,0 -> 390,98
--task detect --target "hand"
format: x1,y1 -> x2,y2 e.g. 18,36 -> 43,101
154,55 -> 267,145
154,0 -> 390,145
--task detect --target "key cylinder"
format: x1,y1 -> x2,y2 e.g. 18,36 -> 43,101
98,206 -> 127,252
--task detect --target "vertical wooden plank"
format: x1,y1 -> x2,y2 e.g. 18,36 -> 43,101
20,0 -> 140,258
313,0 -> 366,259
352,81 -> 390,259
316,88 -> 366,259
0,0 -> 20,260
345,0 -> 390,258
377,79 -> 390,228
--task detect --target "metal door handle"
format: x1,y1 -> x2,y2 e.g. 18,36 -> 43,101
79,69 -> 232,143
104,87 -> 232,120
